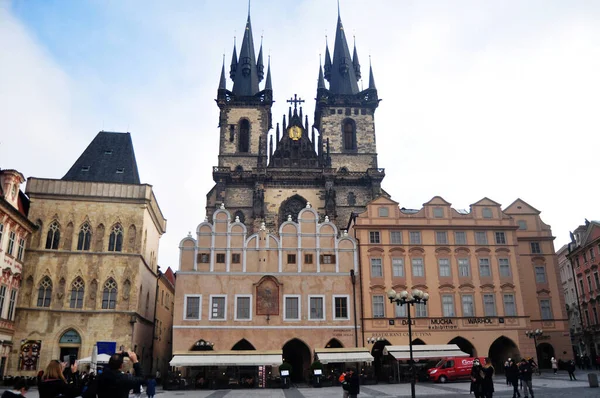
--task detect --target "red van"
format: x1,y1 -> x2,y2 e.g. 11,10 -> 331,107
428,357 -> 486,383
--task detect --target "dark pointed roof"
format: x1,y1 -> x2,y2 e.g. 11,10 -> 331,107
62,131 -> 141,184
369,62 -> 376,90
352,40 -> 361,80
265,57 -> 272,91
231,15 -> 260,96
229,40 -> 238,80
324,43 -> 332,81
328,15 -> 360,94
318,64 -> 326,89
219,57 -> 227,90
257,41 -> 264,83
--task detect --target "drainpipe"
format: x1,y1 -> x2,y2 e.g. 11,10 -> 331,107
350,269 -> 358,348
349,213 -> 366,348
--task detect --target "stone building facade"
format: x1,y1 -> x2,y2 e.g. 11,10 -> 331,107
0,169 -> 36,376
10,131 -> 167,376
207,11 -> 384,234
557,244 -> 580,356
565,220 -> 600,359
174,205 -> 358,383
152,266 -> 175,378
351,195 -> 570,376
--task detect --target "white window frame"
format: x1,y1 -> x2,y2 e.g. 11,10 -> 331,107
332,295 -> 350,321
461,294 -> 475,317
535,266 -> 547,283
234,294 -> 252,321
454,231 -> 467,245
392,257 -> 405,277
435,231 -> 448,245
503,293 -> 517,316
483,293 -> 496,316
441,294 -> 455,317
372,295 -> 385,318
540,299 -> 553,320
7,289 -> 16,320
409,231 -> 422,245
17,238 -> 25,261
498,258 -> 511,277
438,258 -> 451,277
458,258 -> 470,277
0,285 -> 6,318
415,302 -> 428,317
369,231 -> 381,244
390,231 -> 402,245
370,258 -> 383,277
308,295 -> 326,321
209,294 -> 227,321
283,294 -> 301,321
394,302 -> 407,318
479,258 -> 491,277
475,231 -> 488,245
412,257 -> 424,277
495,232 -> 506,245
183,294 -> 202,321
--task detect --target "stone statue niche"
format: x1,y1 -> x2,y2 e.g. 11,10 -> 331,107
278,195 -> 307,225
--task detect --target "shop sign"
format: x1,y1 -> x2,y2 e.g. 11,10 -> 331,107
466,317 -> 494,324
428,318 -> 457,330
371,332 -> 432,338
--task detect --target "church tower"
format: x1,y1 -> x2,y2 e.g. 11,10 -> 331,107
206,10 -> 384,233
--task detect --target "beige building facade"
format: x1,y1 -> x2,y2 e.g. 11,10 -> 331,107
0,169 -> 36,376
174,205 -> 359,383
351,196 -> 570,375
10,132 -> 167,376
152,267 -> 175,379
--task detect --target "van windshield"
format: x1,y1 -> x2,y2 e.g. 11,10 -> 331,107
435,359 -> 445,368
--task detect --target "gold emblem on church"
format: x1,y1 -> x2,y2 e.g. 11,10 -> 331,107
288,126 -> 302,141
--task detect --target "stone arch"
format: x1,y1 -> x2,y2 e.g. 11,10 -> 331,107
488,336 -> 520,371
341,118 -> 356,151
370,339 -> 391,382
278,194 -> 307,225
282,338 -> 311,383
448,336 -> 476,357
234,210 -> 246,224
127,224 -> 137,253
238,118 -> 250,153
325,338 -> 343,348
412,338 -> 426,345
231,339 -> 255,351
191,339 -> 214,351
537,342 -> 555,369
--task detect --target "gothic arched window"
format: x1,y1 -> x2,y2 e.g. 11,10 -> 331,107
77,223 -> 92,251
45,221 -> 60,250
102,278 -> 118,309
108,224 -> 123,252
342,119 -> 356,151
238,119 -> 250,153
70,277 -> 85,308
37,277 -> 52,307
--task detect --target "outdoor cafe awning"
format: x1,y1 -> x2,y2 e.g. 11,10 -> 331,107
383,344 -> 469,360
170,350 -> 283,367
315,348 -> 374,364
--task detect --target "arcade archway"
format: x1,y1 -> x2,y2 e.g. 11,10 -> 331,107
537,343 -> 555,369
488,336 -> 520,371
448,336 -> 477,357
412,338 -> 426,345
370,339 -> 391,382
282,339 -> 311,383
59,329 -> 81,363
325,338 -> 343,348
231,339 -> 255,351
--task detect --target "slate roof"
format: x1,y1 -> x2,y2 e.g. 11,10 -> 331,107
62,131 -> 141,184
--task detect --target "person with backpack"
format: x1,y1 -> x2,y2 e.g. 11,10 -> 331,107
345,368 -> 360,398
38,360 -> 81,398
145,376 -> 156,398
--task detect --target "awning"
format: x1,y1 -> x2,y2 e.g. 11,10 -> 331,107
170,350 -> 282,367
315,348 -> 374,364
78,353 -> 111,364
383,344 -> 469,360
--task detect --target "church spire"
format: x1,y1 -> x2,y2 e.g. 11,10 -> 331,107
368,57 -> 376,90
265,56 -> 272,91
232,14 -> 260,96
257,37 -> 264,83
352,38 -> 361,81
230,38 -> 238,80
324,41 -> 332,81
219,55 -> 227,90
328,14 -> 359,94
317,63 -> 326,89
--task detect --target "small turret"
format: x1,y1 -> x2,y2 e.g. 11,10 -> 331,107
352,39 -> 361,80
324,42 -> 332,81
265,56 -> 272,91
218,56 -> 227,91
368,61 -> 376,90
257,39 -> 265,83
230,39 -> 238,80
317,64 -> 326,89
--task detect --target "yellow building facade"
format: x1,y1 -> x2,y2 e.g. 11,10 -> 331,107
351,196 -> 570,375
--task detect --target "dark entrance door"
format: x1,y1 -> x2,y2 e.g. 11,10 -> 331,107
60,347 -> 79,363
282,339 -> 310,383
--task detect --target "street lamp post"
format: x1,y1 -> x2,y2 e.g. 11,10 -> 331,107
525,329 -> 543,375
387,288 -> 429,398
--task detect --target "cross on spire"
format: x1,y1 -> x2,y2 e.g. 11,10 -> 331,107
286,94 -> 305,110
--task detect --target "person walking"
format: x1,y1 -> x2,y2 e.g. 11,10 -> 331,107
504,359 -> 511,385
481,358 -> 495,398
346,368 -> 360,398
470,358 -> 484,398
38,360 -> 81,398
339,369 -> 350,398
145,376 -> 156,398
507,359 -> 520,398
551,357 -> 558,374
567,359 -> 577,381
519,358 -> 534,398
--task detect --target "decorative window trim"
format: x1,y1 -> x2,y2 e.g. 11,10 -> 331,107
234,294 -> 252,321
209,294 -> 227,321
332,295 -> 350,321
308,295 -> 326,321
183,294 -> 202,320
283,294 -> 301,321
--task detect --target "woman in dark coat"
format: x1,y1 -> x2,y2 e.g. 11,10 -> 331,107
38,360 -> 81,398
481,357 -> 495,398
470,358 -> 483,398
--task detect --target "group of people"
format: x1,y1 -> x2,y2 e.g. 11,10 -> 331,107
338,367 -> 360,398
470,357 -> 496,398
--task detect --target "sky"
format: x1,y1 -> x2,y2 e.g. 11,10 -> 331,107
1,0 -> 600,270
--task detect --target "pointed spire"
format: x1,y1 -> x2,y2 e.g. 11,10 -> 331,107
232,14 -> 260,96
264,56 -> 272,91
324,41 -> 332,81
328,14 -> 359,94
368,58 -> 376,90
230,37 -> 238,80
305,115 -> 309,131
318,63 -> 326,89
282,114 -> 287,131
269,134 -> 273,158
276,123 -> 280,146
352,38 -> 361,80
257,37 -> 264,82
219,55 -> 227,90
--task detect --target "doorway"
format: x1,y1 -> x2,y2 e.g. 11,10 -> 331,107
282,339 -> 311,383
488,336 -> 520,372
59,329 -> 81,363
448,336 -> 477,357
537,343 -> 555,369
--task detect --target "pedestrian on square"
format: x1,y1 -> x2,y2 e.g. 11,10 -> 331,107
38,360 -> 81,398
551,357 -> 558,374
339,368 -> 350,398
595,355 -> 600,371
470,358 -> 483,398
95,351 -> 144,398
567,359 -> 577,381
1,379 -> 29,398
480,358 -> 495,398
345,367 -> 360,398
504,359 -> 511,385
145,376 -> 156,398
519,358 -> 534,398
507,359 -> 520,398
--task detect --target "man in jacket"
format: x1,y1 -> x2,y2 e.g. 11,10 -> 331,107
95,351 -> 144,398
518,358 -> 534,398
346,368 -> 360,398
507,359 -> 521,398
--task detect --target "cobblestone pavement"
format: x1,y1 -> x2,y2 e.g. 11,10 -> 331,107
6,371 -> 599,398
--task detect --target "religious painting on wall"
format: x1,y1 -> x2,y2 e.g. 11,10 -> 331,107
255,276 -> 280,316
19,340 -> 41,371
